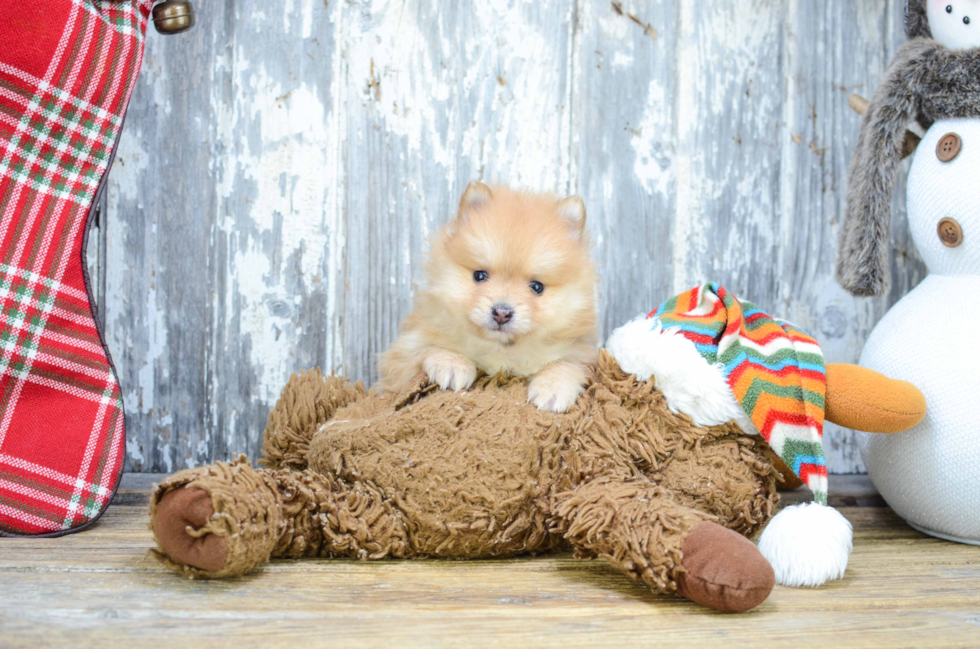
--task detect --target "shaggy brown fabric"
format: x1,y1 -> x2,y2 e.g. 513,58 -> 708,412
151,351 -> 780,609
149,457 -> 285,578
676,521 -> 775,613
261,370 -> 368,471
839,31 -> 980,296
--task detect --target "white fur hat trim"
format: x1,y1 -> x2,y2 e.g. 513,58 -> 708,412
606,316 -> 758,434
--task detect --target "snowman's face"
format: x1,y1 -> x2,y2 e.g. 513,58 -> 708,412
907,119 -> 980,276
927,1 -> 980,50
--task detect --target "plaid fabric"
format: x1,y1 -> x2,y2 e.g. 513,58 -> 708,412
650,283 -> 829,505
0,0 -> 151,535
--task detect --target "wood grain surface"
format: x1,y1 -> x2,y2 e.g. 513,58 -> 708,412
96,0 -> 925,473
1,476 -> 978,648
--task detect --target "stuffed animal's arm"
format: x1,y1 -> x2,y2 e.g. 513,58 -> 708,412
824,363 -> 926,433
837,39 -> 941,297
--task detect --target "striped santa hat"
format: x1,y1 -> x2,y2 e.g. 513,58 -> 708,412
606,283 -> 852,587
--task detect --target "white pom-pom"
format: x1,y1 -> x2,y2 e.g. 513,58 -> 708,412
758,503 -> 853,587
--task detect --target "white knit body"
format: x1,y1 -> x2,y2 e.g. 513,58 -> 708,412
857,118 -> 980,544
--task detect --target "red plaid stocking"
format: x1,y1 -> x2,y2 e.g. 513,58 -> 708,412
0,0 -> 152,535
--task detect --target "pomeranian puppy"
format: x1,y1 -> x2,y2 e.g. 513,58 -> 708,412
379,181 -> 597,413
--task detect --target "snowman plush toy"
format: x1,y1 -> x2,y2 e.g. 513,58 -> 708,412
839,0 -> 980,543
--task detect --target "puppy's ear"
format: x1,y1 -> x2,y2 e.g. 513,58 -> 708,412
456,181 -> 493,221
557,196 -> 587,238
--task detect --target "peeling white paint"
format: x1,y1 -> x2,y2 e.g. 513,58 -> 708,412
672,0 -> 700,294
283,0 -> 295,34
301,0 -> 313,38
779,0 -> 801,301
611,51 -> 634,69
126,437 -> 145,467
345,0 -> 455,174
108,126 -> 149,202
105,125 -> 168,420
325,0 -> 346,375
632,78 -> 673,200
134,275 -> 167,415
211,54 -> 337,404
458,1 -> 571,192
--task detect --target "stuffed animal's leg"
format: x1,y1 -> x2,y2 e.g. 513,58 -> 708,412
261,369 -> 368,470
658,436 -> 780,537
151,458 -> 413,578
554,476 -> 774,612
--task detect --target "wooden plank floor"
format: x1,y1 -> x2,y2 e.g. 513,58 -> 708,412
1,475 -> 979,648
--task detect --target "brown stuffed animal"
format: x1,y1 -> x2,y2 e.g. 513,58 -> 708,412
150,347 -> 923,613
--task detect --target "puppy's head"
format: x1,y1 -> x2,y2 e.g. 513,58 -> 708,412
427,182 -> 596,345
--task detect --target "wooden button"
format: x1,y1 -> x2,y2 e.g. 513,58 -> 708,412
936,133 -> 962,162
937,217 -> 963,248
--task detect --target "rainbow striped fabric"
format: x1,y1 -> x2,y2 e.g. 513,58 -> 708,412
650,283 -> 829,505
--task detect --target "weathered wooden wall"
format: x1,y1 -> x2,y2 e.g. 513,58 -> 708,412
87,0 -> 925,474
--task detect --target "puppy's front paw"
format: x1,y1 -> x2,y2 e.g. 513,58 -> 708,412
422,350 -> 478,392
528,373 -> 584,413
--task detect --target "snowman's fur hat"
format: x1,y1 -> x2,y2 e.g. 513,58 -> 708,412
905,0 -> 931,39
838,3 -> 980,296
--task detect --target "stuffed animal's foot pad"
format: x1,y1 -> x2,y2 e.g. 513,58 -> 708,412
153,487 -> 228,573
677,521 -> 775,613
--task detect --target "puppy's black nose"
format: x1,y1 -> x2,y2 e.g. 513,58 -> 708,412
491,304 -> 514,324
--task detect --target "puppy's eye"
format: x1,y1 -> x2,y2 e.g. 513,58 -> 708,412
947,5 -> 954,13
473,270 -> 489,282
529,280 -> 545,295
965,16 -> 972,24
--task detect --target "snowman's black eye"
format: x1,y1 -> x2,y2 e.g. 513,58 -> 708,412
947,5 -> 954,13
965,16 -> 972,24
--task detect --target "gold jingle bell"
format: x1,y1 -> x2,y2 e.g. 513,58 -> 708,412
153,1 -> 196,35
